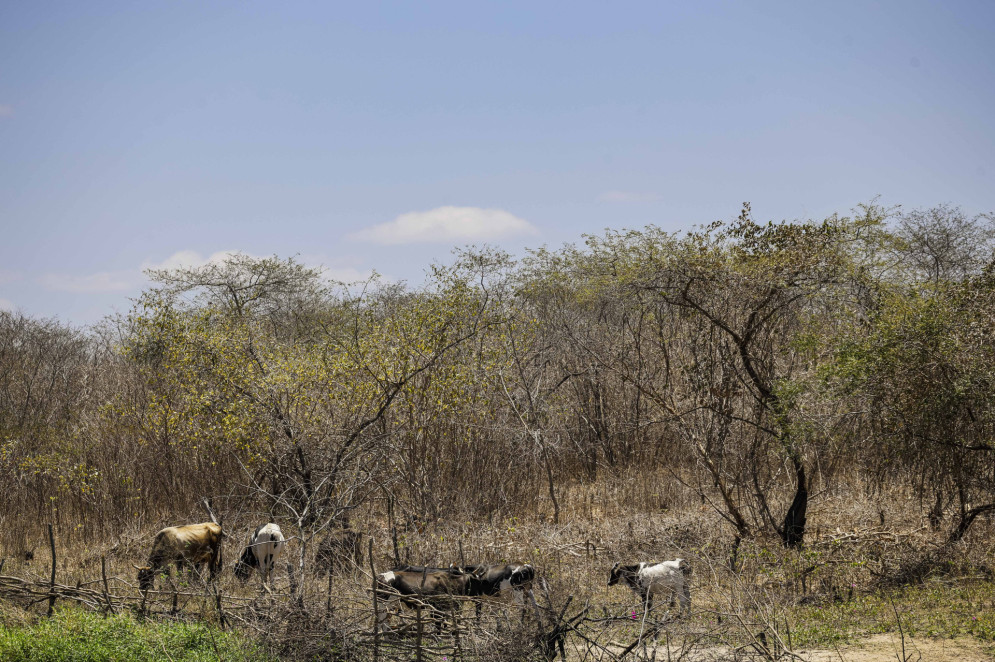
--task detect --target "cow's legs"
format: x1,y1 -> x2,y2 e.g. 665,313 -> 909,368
262,553 -> 273,592
261,561 -> 274,593
679,584 -> 691,616
376,596 -> 396,633
514,588 -> 532,623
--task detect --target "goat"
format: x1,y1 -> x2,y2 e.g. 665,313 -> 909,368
133,522 -> 223,592
608,559 -> 691,615
233,523 -> 286,591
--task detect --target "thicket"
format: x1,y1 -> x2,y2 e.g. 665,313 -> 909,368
2,202 -> 994,561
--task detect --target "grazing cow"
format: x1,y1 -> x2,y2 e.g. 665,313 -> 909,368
316,527 -> 363,575
233,523 -> 286,590
133,522 -> 223,592
608,559 -> 692,615
465,563 -> 535,598
375,567 -> 472,630
463,563 -> 536,618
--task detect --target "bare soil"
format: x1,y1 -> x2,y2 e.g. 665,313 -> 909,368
799,634 -> 993,662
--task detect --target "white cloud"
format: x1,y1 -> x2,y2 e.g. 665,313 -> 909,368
39,271 -> 135,293
352,206 -> 539,245
0,105 -> 12,118
0,298 -> 15,312
142,249 -> 245,272
597,190 -> 660,203
293,252 -> 380,285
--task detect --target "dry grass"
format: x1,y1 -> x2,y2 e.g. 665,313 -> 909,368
2,468 -> 993,661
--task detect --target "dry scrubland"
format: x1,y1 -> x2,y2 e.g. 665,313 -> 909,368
2,472 -> 994,660
2,203 -> 995,660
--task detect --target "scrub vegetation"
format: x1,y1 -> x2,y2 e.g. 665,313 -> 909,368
2,202 -> 995,660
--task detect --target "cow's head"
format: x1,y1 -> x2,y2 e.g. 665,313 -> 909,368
133,564 -> 155,592
233,562 -> 250,581
233,545 -> 256,581
510,564 -> 535,586
608,562 -> 622,586
608,562 -> 639,587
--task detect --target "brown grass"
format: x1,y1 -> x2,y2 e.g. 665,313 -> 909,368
3,467 -> 993,660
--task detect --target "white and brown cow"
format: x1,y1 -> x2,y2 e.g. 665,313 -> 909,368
133,522 -> 223,592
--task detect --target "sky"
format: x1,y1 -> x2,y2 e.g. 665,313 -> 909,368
1,1 -> 994,324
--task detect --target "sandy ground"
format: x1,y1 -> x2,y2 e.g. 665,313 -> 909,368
599,634 -> 993,661
797,634 -> 993,661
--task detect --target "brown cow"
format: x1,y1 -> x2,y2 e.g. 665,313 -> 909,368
375,567 -> 471,630
133,522 -> 223,592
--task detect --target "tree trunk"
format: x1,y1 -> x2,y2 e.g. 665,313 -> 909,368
782,463 -> 807,548
948,503 -> 995,544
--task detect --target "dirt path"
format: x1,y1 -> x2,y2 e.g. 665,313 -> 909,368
597,633 -> 992,661
797,634 -> 992,661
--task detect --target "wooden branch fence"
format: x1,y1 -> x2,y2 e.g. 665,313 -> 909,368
0,524 -> 721,661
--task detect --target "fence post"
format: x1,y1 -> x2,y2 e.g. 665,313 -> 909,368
325,564 -> 334,618
214,586 -> 227,629
100,556 -> 115,615
47,524 -> 57,617
415,604 -> 424,662
452,597 -> 463,659
369,538 -> 379,662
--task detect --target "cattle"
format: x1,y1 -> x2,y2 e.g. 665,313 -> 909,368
464,563 -> 536,619
316,527 -> 363,575
233,523 -> 286,591
133,522 -> 223,592
375,567 -> 472,630
608,559 -> 691,615
465,563 -> 535,598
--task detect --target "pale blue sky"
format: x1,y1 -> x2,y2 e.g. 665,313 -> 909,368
2,1 -> 993,323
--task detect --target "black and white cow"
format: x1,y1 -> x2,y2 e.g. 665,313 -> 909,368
233,523 -> 286,591
465,563 -> 535,600
608,559 -> 691,616
464,563 -> 536,619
